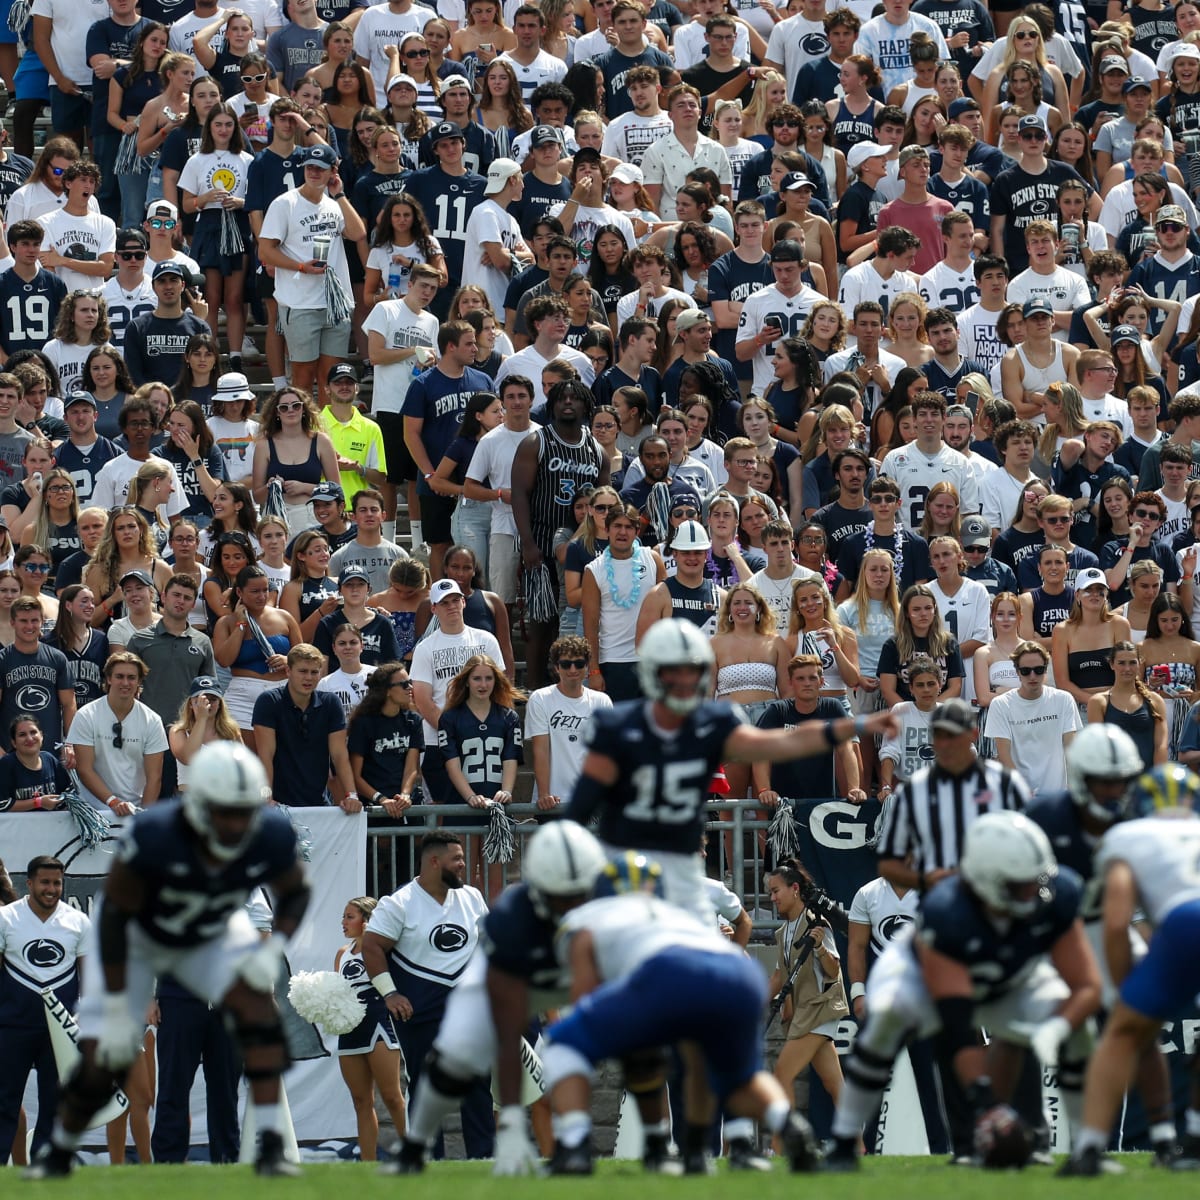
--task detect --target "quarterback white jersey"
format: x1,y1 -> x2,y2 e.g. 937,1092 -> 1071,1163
848,876 -> 920,957
879,442 -> 980,530
1095,817 -> 1200,927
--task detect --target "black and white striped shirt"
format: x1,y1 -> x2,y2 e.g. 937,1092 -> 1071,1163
875,756 -> 1030,874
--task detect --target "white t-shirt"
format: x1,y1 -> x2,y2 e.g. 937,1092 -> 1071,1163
749,564 -> 821,632
985,685 -> 1081,796
879,442 -> 980,530
354,3 -> 436,95
362,299 -> 440,416
979,469 -> 1039,533
493,344 -> 595,409
91,452 -> 188,518
956,303 -> 1005,373
366,238 -> 443,297
971,31 -> 1085,84
258,188 -> 349,310
177,149 -> 256,209
838,263 -> 920,324
107,614 -> 161,647
496,48 -> 567,100
41,340 -> 93,399
764,13 -> 828,91
169,8 -> 228,73
1098,180 -> 1199,240
674,19 -> 750,71
1005,265 -> 1091,318
410,625 -> 504,742
1081,392 -> 1134,439
878,700 -> 935,782
31,0 -> 109,87
39,208 -> 116,295
615,285 -> 696,328
69,696 -> 169,806
207,416 -> 257,481
523,684 -> 613,801
465,421 -> 541,537
601,110 -> 674,166
461,198 -> 526,319
317,666 -> 370,717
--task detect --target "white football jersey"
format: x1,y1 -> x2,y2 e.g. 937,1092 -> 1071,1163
917,261 -> 979,315
879,442 -> 980,530
848,876 -> 920,957
0,897 -> 89,996
367,880 -> 488,987
1095,817 -> 1200,926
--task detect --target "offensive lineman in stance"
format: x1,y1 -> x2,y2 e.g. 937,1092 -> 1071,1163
26,742 -> 310,1179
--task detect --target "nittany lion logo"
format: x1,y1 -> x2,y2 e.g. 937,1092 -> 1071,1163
342,958 -> 366,980
24,939 -> 66,968
429,923 -> 469,952
879,914 -> 915,942
15,684 -> 50,711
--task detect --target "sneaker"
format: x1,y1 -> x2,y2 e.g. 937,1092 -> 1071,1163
728,1136 -> 772,1171
241,335 -> 263,361
824,1138 -> 860,1173
24,1143 -> 75,1179
1171,1134 -> 1200,1170
254,1130 -> 302,1177
1153,1139 -> 1181,1168
782,1113 -> 821,1173
549,1138 -> 593,1176
642,1133 -> 683,1176
683,1150 -> 715,1175
379,1139 -> 425,1174
949,1153 -> 982,1166
1057,1146 -> 1124,1177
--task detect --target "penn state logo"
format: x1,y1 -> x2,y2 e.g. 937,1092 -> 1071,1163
24,939 -> 66,968
918,742 -> 936,761
343,958 -> 366,980
1029,200 -> 1051,216
800,33 -> 829,56
879,914 -> 915,941
15,684 -> 50,711
430,923 -> 469,952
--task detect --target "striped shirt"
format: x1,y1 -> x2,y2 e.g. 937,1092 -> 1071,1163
529,425 -> 604,552
875,755 -> 1029,874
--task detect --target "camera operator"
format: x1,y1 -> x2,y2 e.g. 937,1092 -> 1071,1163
766,859 -> 849,1116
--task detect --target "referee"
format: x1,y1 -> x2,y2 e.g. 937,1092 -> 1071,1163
871,698 -> 1031,1162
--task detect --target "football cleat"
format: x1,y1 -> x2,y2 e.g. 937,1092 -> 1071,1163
254,1130 -> 302,1177
728,1136 -> 772,1171
1057,1146 -> 1124,1176
642,1132 -> 683,1176
24,1143 -> 75,1180
549,1138 -> 594,1176
379,1139 -> 426,1174
823,1138 -> 860,1173
783,1112 -> 821,1172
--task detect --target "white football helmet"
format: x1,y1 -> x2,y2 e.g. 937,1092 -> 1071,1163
636,618 -> 714,715
959,812 -> 1057,918
1066,724 -> 1143,825
524,821 -> 607,918
182,741 -> 270,862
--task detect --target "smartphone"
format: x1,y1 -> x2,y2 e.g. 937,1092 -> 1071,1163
965,389 -> 981,414
245,102 -> 258,117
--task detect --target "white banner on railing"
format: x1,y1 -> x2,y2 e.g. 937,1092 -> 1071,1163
2,807 -> 365,1148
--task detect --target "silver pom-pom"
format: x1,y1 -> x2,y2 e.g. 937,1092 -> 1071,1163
278,806 -> 314,861
287,970 -> 364,1035
7,0 -> 30,36
63,784 -> 111,851
483,801 -> 516,863
522,562 -> 557,624
768,801 -> 801,865
325,266 -> 353,327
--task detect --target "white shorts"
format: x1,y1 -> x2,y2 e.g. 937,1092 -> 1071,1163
77,902 -> 260,1040
225,674 -> 275,730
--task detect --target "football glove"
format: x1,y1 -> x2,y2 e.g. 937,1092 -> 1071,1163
493,1105 -> 539,1176
95,993 -> 143,1071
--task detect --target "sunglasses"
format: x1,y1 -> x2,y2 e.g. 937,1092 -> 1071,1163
672,506 -> 698,518
50,166 -> 65,176
869,495 -> 898,505
963,544 -> 988,553
1017,664 -> 1047,676
798,536 -> 825,546
1158,222 -> 1186,233
149,218 -> 178,230
1014,30 -> 1038,38
389,678 -> 413,689
405,48 -> 430,57
773,119 -> 800,127
241,72 -> 268,82
117,250 -> 146,260
1019,131 -> 1047,141
1043,514 -> 1072,524
1134,509 -> 1162,520
557,658 -> 588,670
112,721 -> 124,749
591,502 -> 615,513
277,401 -> 305,413
21,562 -> 50,573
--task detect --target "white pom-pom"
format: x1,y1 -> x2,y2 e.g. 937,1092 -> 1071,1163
287,971 -> 365,1035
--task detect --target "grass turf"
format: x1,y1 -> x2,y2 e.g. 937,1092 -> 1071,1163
27,1156 -> 1194,1198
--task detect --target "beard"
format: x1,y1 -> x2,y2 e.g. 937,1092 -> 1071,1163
442,865 -> 464,889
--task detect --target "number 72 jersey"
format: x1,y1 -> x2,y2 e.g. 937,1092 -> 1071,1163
573,699 -> 746,855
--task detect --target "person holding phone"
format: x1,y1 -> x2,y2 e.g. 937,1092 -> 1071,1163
122,261 -> 211,388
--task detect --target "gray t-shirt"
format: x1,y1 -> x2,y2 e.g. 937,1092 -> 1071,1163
266,22 -> 328,91
328,537 -> 410,594
0,427 -> 33,485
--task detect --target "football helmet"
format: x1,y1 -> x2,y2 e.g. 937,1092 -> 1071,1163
182,742 -> 270,862
959,811 -> 1057,918
524,821 -> 607,918
637,618 -> 714,715
593,851 -> 664,898
1128,763 -> 1200,819
1066,724 -> 1144,825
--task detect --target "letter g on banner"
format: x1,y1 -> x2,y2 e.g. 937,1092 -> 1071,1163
809,801 -> 878,851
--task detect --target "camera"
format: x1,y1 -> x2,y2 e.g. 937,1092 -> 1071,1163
798,877 -> 849,935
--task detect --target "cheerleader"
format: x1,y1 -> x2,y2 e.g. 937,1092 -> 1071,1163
334,895 -> 407,1161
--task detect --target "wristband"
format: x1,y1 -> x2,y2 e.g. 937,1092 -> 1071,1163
853,713 -> 870,737
850,982 -> 866,1001
105,795 -> 120,809
371,971 -> 397,999
822,719 -> 838,748
32,794 -> 42,810
371,790 -> 384,804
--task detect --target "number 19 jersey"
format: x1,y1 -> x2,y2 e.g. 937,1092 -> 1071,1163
0,265 -> 67,357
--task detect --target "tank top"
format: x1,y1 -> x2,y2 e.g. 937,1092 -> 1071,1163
1015,342 -> 1065,396
267,435 -> 323,487
389,609 -> 417,659
1067,647 -> 1115,691
900,84 -> 938,117
462,588 -> 496,635
233,631 -> 291,674
1103,695 -> 1156,769
665,576 -> 719,636
832,96 -> 877,153
988,656 -> 1020,692
529,425 -> 604,549
1031,586 -> 1074,637
800,630 -> 848,692
716,660 -> 777,695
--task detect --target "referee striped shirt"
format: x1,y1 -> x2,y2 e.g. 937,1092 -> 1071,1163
875,755 -> 1030,873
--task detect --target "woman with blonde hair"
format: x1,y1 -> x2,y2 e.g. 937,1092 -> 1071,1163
451,0 -> 516,84
128,459 -> 178,551
0,569 -> 18,647
918,481 -> 961,543
169,675 -> 242,792
878,583 -> 965,707
981,16 -> 1069,120
711,582 -> 790,800
883,293 -> 934,370
85,508 -> 172,627
9,461 -> 78,578
280,529 -> 337,639
1051,570 -> 1132,720
786,577 -> 860,712
742,70 -> 788,141
973,591 -> 1023,749
794,403 -> 861,522
251,385 -> 341,534
369,559 -> 429,665
1037,381 -> 1088,469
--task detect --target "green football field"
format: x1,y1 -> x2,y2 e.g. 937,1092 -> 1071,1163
25,1156 -> 1196,1198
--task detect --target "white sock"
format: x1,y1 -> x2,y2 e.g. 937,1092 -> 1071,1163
272,375 -> 287,389
1151,1120 -> 1177,1144
409,519 -> 423,548
51,1120 -> 81,1151
763,1099 -> 790,1135
1074,1127 -> 1107,1155
725,1117 -> 754,1141
831,1078 -> 879,1141
255,1102 -> 281,1134
383,520 -> 396,542
1187,1108 -> 1200,1136
557,1110 -> 592,1148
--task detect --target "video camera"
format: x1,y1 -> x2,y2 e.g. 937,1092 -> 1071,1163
798,876 -> 849,936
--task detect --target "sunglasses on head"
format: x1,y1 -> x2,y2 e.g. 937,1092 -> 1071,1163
117,250 -> 146,260
1017,664 -> 1047,676
149,218 -> 177,230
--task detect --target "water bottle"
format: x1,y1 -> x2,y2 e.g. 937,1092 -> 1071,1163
387,267 -> 402,298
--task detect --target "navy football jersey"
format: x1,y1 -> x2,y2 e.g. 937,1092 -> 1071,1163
117,801 -> 298,949
54,437 -> 122,507
0,267 -> 67,356
404,166 -> 487,286
437,704 -> 522,794
914,867 -> 1084,1003
478,883 -> 566,1000
565,699 -> 745,854
1026,792 -> 1103,921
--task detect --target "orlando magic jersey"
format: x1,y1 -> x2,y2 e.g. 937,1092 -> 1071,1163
0,898 -> 89,1028
529,425 -> 605,549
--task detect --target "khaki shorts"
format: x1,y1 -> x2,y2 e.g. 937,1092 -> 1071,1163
488,532 -> 520,603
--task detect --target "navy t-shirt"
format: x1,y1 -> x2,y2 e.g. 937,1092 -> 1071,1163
347,709 -> 424,798
755,697 -> 845,800
405,366 -> 494,497
0,751 -> 71,811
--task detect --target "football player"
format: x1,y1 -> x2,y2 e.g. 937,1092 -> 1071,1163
564,618 -> 899,919
26,743 -> 310,1179
827,811 -> 1101,1171
1062,764 -> 1200,1176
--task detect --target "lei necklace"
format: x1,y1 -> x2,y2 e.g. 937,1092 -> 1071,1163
864,522 -> 904,584
603,546 -> 644,609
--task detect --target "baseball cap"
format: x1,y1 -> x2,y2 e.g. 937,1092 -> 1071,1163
115,227 -> 149,251
846,141 -> 887,173
189,676 -> 222,698
675,309 -> 711,335
484,157 -> 522,195
1075,567 -> 1109,591
305,142 -> 338,168
669,486 -> 703,511
897,145 -> 929,168
1099,54 -> 1131,74
769,238 -> 804,263
1110,324 -> 1141,347
672,519 -> 712,552
429,578 -> 464,604
327,362 -> 358,384
430,120 -> 465,146
213,371 -> 255,404
120,568 -> 153,588
338,565 -> 370,586
530,124 -> 560,147
64,390 -> 98,410
385,73 -> 419,92
310,481 -> 345,505
1022,298 -> 1053,319
146,200 -> 178,221
1123,76 -> 1153,93
152,259 -> 186,281
931,698 -> 975,735
440,73 -> 472,92
1173,44 -> 1200,63
947,98 -> 979,119
610,162 -> 643,185
780,171 -> 815,192
1156,204 -> 1188,226
1017,114 -> 1046,134
572,146 -> 602,165
960,514 -> 991,548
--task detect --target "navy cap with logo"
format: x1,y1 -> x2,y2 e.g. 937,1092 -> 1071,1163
311,481 -> 345,504
338,565 -> 371,586
1022,298 -> 1053,319
152,260 -> 186,281
189,676 -> 222,698
327,362 -> 358,384
1017,114 -> 1046,134
120,568 -> 154,588
64,390 -> 98,410
305,142 -> 338,168
530,124 -> 559,147
430,120 -> 466,145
